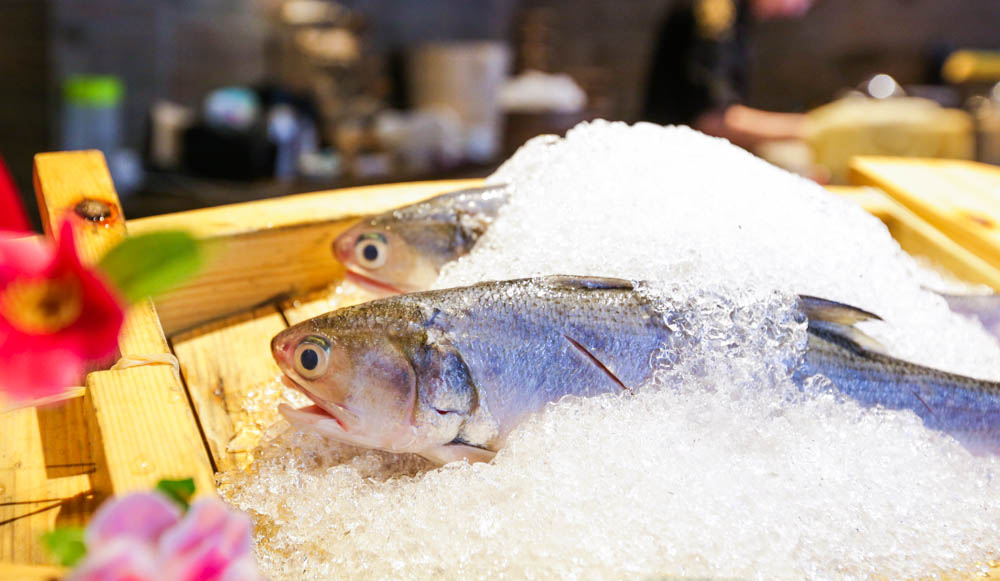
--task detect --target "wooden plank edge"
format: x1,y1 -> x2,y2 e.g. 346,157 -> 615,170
0,563 -> 65,580
84,366 -> 217,498
849,157 -> 1000,269
128,178 -> 486,239
833,185 -> 1000,289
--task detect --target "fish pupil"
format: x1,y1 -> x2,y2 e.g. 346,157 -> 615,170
300,348 -> 319,370
362,244 -> 379,262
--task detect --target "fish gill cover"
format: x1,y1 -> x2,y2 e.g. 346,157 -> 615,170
220,121 -> 1000,580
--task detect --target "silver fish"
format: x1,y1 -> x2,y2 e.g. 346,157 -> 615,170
332,184 -> 510,294
272,276 -> 1000,464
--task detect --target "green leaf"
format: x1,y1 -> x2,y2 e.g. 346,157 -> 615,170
97,230 -> 204,304
156,477 -> 196,510
41,527 -> 86,567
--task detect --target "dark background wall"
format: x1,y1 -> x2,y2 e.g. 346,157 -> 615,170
2,0 -> 999,215
747,0 -> 1000,111
1,0 -> 52,221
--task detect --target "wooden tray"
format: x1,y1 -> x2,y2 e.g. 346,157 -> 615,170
1,150 -> 478,578
1,151 -> 996,579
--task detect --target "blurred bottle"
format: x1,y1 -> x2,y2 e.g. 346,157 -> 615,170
61,75 -> 123,155
61,75 -> 142,194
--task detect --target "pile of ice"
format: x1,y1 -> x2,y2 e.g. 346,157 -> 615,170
220,121 -> 1000,580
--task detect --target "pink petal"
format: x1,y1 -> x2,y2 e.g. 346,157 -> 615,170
0,345 -> 84,401
86,492 -> 182,551
50,221 -> 125,360
66,538 -> 160,581
158,499 -> 255,581
217,557 -> 268,581
0,234 -> 51,280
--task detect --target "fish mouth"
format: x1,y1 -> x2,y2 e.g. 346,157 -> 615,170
279,374 -> 352,432
344,269 -> 407,296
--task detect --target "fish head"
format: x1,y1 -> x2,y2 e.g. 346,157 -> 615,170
271,308 -> 425,452
333,220 -> 444,295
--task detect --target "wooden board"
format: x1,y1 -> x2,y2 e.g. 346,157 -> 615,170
0,563 -> 64,580
0,397 -> 95,565
171,307 -> 289,472
830,185 -> 1000,289
130,179 -> 483,335
850,157 -> 1000,273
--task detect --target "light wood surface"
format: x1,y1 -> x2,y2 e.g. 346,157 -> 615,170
830,185 -> 1000,289
83,366 -> 215,496
171,307 -> 289,472
0,563 -> 65,580
850,157 -> 1000,274
0,397 -> 95,564
130,179 -> 483,336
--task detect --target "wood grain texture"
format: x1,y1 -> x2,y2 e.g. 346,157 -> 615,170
128,179 -> 484,335
83,366 -> 215,497
850,157 -> 1000,271
0,397 -> 96,565
831,185 -> 1000,289
171,307 -> 289,472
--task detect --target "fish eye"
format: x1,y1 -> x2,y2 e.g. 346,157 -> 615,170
294,337 -> 329,380
354,233 -> 388,269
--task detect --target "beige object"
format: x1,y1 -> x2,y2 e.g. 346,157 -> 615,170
942,50 -> 1000,85
805,97 -> 974,184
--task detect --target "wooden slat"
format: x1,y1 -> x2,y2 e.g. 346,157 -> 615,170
0,398 -> 95,565
0,563 -> 64,580
31,151 -> 215,495
830,185 -> 1000,289
128,179 -> 483,335
171,307 -> 289,472
849,157 -> 1000,270
83,366 -> 215,496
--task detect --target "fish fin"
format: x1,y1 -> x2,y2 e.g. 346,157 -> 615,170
798,295 -> 883,324
420,442 -> 496,465
806,319 -> 888,356
542,275 -> 635,291
799,296 -> 887,356
563,334 -> 630,391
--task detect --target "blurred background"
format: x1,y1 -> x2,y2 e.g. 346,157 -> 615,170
2,0 -> 1000,228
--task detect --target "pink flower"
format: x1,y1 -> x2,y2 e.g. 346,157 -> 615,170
0,221 -> 124,401
68,493 -> 266,581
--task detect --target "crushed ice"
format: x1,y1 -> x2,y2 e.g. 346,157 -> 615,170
220,121 -> 1000,580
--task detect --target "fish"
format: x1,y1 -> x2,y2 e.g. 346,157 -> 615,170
272,276 -> 1000,464
332,184 -> 510,294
